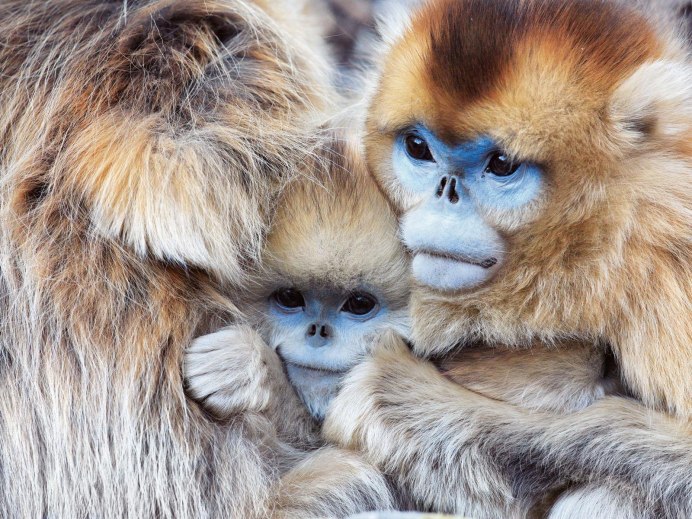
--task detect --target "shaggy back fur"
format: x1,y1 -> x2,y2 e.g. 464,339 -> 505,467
0,0 -> 336,516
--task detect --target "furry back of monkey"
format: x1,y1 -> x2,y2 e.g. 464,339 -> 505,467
0,0 -> 335,516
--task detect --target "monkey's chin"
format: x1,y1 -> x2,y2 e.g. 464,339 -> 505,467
284,363 -> 345,421
412,252 -> 494,291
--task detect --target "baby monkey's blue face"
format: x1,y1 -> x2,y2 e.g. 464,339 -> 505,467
263,285 -> 409,419
269,286 -> 382,370
392,127 -> 544,291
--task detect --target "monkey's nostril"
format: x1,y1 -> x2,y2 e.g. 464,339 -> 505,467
448,178 -> 460,204
307,324 -> 317,337
436,176 -> 448,198
480,257 -> 498,269
319,325 -> 331,338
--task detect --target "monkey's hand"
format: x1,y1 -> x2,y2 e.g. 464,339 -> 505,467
184,325 -> 285,418
323,332 -> 482,452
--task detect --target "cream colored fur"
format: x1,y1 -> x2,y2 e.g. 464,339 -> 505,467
325,336 -> 692,518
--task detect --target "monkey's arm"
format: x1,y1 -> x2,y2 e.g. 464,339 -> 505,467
271,447 -> 398,518
323,338 -> 692,516
439,342 -> 619,413
184,325 -> 318,444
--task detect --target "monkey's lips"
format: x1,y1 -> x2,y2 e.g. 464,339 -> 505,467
283,360 -> 348,376
276,348 -> 352,376
412,250 -> 500,291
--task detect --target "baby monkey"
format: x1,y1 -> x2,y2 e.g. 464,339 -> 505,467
185,136 -> 411,422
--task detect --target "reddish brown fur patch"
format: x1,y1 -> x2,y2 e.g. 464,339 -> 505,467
380,0 -> 663,145
415,0 -> 661,109
420,0 -> 520,106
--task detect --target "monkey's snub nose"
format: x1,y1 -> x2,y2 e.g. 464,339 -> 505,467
435,176 -> 460,204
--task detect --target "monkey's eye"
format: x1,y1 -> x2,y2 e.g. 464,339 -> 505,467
341,292 -> 378,317
404,133 -> 435,162
272,288 -> 305,310
486,152 -> 520,177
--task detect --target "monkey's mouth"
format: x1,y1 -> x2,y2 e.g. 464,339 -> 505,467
275,348 -> 350,375
284,361 -> 348,375
411,250 -> 501,291
416,249 -> 498,269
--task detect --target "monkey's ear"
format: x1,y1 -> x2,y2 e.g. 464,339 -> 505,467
374,0 -> 426,45
610,60 -> 691,146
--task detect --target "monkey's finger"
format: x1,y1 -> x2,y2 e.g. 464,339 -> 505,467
183,349 -> 257,375
186,367 -> 253,400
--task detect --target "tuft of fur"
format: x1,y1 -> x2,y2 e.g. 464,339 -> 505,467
1,0 -> 335,284
259,135 -> 410,308
547,483 -> 658,519
0,0 -> 350,517
271,447 -> 399,518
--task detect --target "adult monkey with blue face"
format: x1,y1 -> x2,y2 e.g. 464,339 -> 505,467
324,0 -> 692,517
0,0 -> 397,517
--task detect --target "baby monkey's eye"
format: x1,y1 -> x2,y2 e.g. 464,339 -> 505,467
341,292 -> 378,316
273,288 -> 305,310
404,133 -> 435,162
486,152 -> 520,177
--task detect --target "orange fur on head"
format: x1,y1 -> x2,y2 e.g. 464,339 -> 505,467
366,0 -> 691,416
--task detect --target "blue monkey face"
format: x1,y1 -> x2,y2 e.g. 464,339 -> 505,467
392,127 -> 544,291
258,285 -> 410,420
